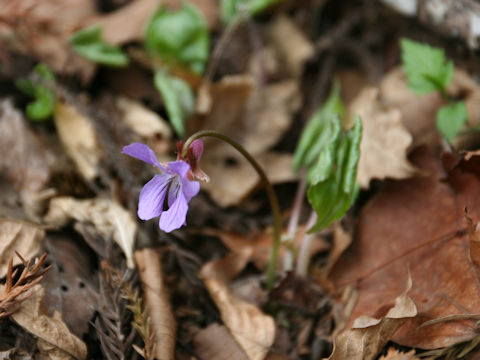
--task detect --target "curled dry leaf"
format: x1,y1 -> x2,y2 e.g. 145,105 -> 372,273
193,323 -> 249,360
200,252 -> 276,360
346,87 -> 417,189
331,149 -> 480,349
0,218 -> 44,278
0,99 -> 50,193
44,196 -> 136,268
379,67 -> 480,148
134,248 -> 176,360
54,102 -> 102,181
11,285 -> 87,360
328,276 -> 417,360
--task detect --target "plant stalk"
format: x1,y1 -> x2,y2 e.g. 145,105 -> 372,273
183,130 -> 282,290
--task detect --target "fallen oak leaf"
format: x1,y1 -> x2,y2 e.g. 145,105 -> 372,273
200,252 -> 276,360
11,285 -> 87,360
331,148 -> 480,349
328,276 -> 417,360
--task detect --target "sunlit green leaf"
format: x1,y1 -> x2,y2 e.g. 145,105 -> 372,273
69,25 -> 129,67
401,38 -> 453,94
307,116 -> 362,233
294,82 -> 344,170
145,3 -> 209,74
436,101 -> 468,142
154,69 -> 195,137
16,64 -> 56,121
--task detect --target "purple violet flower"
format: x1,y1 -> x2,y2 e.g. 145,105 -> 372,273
122,142 -> 200,232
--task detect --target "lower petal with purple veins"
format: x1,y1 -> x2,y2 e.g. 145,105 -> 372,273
159,191 -> 188,232
138,174 -> 171,220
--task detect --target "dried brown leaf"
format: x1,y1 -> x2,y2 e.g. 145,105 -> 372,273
193,323 -> 249,360
378,348 -> 419,360
331,149 -> 480,349
194,76 -> 299,206
11,285 -> 87,360
0,219 -> 44,278
41,234 -> 97,337
0,99 -> 50,193
200,253 -> 276,360
117,97 -> 172,140
328,277 -> 417,360
346,87 -> 417,188
267,15 -> 314,77
44,197 -> 136,268
135,249 -> 176,360
0,0 -> 97,82
54,102 -> 102,181
202,147 -> 296,207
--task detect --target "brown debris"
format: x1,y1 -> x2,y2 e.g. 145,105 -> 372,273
0,253 -> 51,320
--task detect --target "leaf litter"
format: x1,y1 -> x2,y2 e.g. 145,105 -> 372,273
4,1 -> 480,359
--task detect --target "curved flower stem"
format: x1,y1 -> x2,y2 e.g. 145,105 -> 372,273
183,130 -> 282,290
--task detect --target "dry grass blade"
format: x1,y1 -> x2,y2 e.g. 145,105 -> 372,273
123,283 -> 154,360
94,263 -> 137,360
0,252 -> 52,320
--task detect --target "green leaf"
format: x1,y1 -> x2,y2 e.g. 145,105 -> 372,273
400,38 -> 454,94
16,63 -> 56,121
145,4 -> 209,75
293,82 -> 344,170
221,0 -> 282,23
154,70 -> 195,137
69,25 -> 129,67
307,116 -> 362,233
436,101 -> 468,142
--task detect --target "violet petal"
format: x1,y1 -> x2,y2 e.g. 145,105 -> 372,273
138,174 -> 171,220
122,143 -> 166,170
181,178 -> 200,202
168,160 -> 190,178
159,191 -> 188,232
